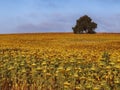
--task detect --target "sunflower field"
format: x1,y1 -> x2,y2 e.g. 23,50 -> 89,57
0,33 -> 120,90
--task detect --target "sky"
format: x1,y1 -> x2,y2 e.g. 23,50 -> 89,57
0,0 -> 120,34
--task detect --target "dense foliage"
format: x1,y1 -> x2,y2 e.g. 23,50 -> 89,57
72,15 -> 97,34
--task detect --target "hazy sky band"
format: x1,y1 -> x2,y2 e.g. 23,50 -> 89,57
0,0 -> 120,33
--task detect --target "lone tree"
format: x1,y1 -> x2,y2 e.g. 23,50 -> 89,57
72,15 -> 97,34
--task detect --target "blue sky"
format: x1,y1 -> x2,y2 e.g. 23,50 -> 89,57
0,0 -> 120,33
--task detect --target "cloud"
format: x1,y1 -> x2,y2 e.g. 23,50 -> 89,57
16,22 -> 71,33
15,12 -> 80,33
33,0 -> 68,10
95,15 -> 120,32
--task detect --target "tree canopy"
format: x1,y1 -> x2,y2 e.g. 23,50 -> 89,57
72,15 -> 97,34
